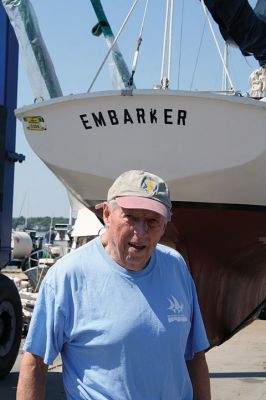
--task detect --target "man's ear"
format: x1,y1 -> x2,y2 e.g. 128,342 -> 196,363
159,220 -> 168,240
102,202 -> 111,226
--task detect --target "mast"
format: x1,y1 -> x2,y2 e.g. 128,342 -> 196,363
90,0 -> 132,89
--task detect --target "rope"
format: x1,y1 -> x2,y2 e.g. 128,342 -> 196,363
128,0 -> 149,87
87,0 -> 140,93
201,0 -> 235,91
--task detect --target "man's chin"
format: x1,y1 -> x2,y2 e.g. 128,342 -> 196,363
124,256 -> 150,271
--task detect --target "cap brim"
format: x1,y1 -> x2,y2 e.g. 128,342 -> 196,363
95,202 -> 105,210
116,196 -> 171,220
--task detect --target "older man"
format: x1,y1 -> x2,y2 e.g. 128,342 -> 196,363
17,170 -> 211,400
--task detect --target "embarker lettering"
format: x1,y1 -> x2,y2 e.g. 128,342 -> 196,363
79,107 -> 187,130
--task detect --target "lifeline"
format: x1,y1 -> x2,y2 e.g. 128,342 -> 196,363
79,107 -> 187,130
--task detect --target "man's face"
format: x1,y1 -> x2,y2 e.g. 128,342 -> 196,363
102,203 -> 167,271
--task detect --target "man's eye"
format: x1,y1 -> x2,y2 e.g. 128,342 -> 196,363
147,219 -> 161,228
124,214 -> 134,221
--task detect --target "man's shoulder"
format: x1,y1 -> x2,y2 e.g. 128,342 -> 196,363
45,237 -> 101,279
65,236 -> 99,258
155,243 -> 182,259
56,236 -> 97,260
155,244 -> 190,274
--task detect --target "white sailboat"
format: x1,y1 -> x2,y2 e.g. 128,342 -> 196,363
3,0 -> 266,347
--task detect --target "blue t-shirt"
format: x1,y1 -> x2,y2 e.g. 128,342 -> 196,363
25,237 -> 209,399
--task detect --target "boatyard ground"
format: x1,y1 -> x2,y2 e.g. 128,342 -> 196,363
0,320 -> 265,399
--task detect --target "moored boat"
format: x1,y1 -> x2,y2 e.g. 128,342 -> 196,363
4,0 -> 266,347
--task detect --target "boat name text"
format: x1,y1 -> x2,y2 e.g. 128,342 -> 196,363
79,108 -> 187,130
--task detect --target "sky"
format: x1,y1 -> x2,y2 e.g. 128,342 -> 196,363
11,0 -> 259,217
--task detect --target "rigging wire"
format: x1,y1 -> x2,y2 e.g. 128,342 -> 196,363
161,0 -> 170,85
87,0 -> 140,93
200,0 -> 235,91
189,18 -> 207,90
128,0 -> 149,87
177,0 -> 184,89
160,0 -> 175,88
167,0 -> 174,82
222,43 -> 229,91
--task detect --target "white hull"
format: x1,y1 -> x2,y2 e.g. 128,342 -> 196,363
16,90 -> 266,207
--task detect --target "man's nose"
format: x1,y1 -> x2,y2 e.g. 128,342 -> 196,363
133,220 -> 148,236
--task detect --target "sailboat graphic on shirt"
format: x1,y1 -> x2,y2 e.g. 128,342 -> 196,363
167,296 -> 188,323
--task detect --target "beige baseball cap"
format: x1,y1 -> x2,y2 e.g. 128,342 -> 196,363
96,170 -> 172,220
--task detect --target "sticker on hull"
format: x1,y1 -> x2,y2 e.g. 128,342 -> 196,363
23,116 -> 47,132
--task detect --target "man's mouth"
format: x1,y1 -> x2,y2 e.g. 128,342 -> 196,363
128,242 -> 146,251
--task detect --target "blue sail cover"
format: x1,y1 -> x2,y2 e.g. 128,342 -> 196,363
204,0 -> 266,66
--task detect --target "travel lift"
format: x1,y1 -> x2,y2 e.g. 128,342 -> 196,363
0,2 -> 25,379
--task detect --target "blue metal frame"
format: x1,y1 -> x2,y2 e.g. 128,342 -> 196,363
0,3 -> 24,268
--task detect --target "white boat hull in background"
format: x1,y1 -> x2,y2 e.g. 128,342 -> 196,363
16,90 -> 266,207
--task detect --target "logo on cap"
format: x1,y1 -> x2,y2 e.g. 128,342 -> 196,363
142,178 -> 158,195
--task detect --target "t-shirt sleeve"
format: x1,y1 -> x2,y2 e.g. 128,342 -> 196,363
24,278 -> 67,365
184,279 -> 209,361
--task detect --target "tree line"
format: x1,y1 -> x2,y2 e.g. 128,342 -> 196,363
12,216 -> 71,231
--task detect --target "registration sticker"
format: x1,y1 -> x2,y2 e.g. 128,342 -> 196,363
23,116 -> 47,131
